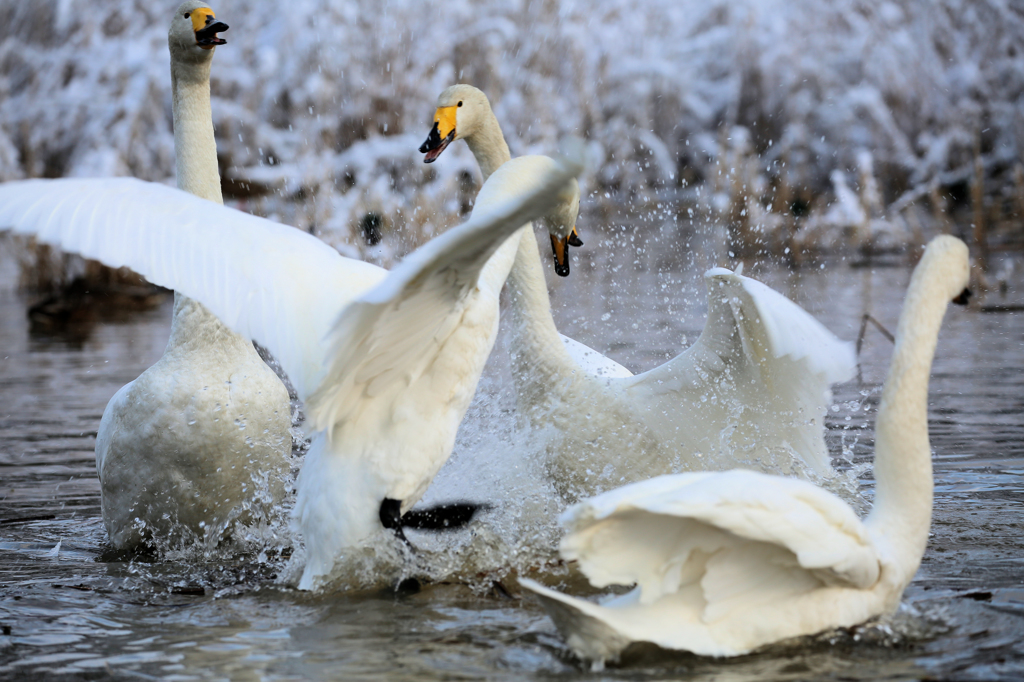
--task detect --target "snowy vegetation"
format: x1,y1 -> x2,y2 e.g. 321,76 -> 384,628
1,0 -> 1022,260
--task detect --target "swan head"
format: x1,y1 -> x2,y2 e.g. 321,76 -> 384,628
419,84 -> 492,162
917,235 -> 971,305
539,176 -> 583,277
169,1 -> 228,62
419,85 -> 587,275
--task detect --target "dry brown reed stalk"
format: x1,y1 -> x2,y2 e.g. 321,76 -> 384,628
772,163 -> 797,263
904,206 -> 925,265
928,185 -> 953,235
1014,164 -> 1024,235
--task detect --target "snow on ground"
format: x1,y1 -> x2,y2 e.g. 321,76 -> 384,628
1,0 -> 1022,257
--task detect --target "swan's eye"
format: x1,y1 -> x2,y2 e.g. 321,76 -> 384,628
184,12 -> 190,18
457,101 -> 463,107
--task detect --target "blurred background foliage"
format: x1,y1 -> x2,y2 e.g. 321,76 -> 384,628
1,0 -> 1022,267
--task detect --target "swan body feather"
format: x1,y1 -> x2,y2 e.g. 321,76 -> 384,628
521,235 -> 971,663
559,335 -> 633,379
19,2 -> 294,548
513,235 -> 856,501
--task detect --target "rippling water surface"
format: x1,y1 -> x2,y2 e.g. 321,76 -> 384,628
1,223 -> 1023,680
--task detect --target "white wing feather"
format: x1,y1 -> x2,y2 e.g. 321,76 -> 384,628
560,470 -> 880,608
625,268 -> 854,475
737,274 -> 856,384
306,154 -> 583,434
0,178 -> 386,397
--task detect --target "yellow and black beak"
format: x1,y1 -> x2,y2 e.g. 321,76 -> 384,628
419,106 -> 458,163
550,233 -> 571,277
567,226 -> 584,247
192,8 -> 228,49
550,226 -> 583,277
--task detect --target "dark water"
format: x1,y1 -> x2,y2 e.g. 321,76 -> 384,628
1,224 -> 1023,680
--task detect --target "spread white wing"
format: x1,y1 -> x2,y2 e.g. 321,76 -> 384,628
560,470 -> 880,611
625,268 -> 855,474
0,177 -> 385,397
521,469 -> 881,660
306,155 -> 584,434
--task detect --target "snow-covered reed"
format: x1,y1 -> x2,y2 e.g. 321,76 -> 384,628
1,0 -> 1022,257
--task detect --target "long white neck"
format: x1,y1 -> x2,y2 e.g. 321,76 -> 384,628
167,54 -> 243,344
466,115 -> 511,183
865,260 -> 952,579
505,226 -> 580,419
461,113 -> 578,418
171,57 -> 223,203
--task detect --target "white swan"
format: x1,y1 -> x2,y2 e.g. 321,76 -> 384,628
93,2 -> 292,549
420,84 -> 856,500
0,142 -> 583,587
520,235 -> 971,664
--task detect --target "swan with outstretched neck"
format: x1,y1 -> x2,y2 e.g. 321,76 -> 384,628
93,1 -> 292,549
520,235 -> 972,663
420,84 -> 856,500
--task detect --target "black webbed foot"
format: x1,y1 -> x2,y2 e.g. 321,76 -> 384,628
379,497 -> 413,549
380,498 -> 491,550
401,502 -> 490,531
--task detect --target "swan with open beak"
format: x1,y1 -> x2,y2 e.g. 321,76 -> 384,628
189,6 -> 228,48
419,85 -> 584,276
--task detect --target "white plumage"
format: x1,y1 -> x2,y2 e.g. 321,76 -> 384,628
52,1 -> 293,549
0,152 -> 583,589
521,235 -> 971,663
422,85 -> 856,501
